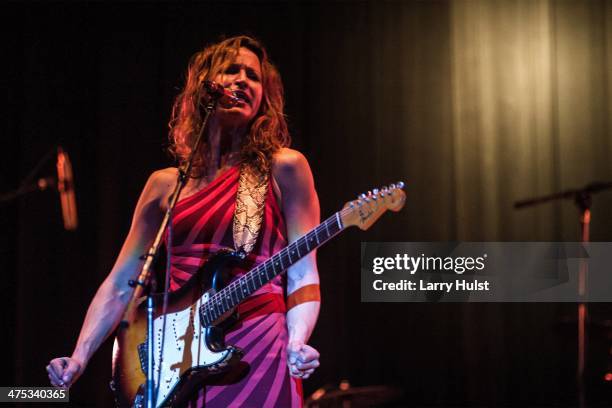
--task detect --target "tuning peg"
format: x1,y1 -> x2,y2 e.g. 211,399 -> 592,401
360,193 -> 367,200
397,181 -> 405,189
373,188 -> 379,195
390,183 -> 396,190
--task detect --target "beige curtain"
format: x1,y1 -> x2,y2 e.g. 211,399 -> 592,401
450,0 -> 612,241
449,1 -> 612,401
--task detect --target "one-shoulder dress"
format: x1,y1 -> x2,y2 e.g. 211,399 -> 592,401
168,165 -> 303,407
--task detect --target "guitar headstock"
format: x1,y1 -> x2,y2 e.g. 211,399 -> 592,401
340,182 -> 406,230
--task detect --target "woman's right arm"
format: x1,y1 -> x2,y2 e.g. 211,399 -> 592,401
46,169 -> 175,388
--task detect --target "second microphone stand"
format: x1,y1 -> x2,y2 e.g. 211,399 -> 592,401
515,181 -> 612,408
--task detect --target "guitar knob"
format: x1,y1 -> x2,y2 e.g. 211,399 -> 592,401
397,181 -> 405,189
373,188 -> 379,195
360,193 -> 367,200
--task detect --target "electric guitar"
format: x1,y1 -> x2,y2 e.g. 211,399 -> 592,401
111,183 -> 406,407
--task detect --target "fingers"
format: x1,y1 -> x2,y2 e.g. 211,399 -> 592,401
287,342 -> 320,379
287,342 -> 319,363
46,357 -> 82,388
292,344 -> 320,367
61,359 -> 81,386
287,340 -> 304,365
299,344 -> 320,362
46,358 -> 67,387
300,368 -> 316,379
47,366 -> 63,387
295,358 -> 320,370
288,363 -> 303,378
288,363 -> 317,379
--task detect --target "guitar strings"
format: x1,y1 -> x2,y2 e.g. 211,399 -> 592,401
205,190 -> 399,318
206,208 -> 349,314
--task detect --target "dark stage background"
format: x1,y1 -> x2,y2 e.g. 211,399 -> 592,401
2,1 -> 612,407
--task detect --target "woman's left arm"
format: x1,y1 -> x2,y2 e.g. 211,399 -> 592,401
273,148 -> 321,379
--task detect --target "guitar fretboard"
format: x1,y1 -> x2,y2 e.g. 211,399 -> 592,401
200,212 -> 344,325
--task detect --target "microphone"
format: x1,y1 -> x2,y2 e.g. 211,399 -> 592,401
203,80 -> 240,107
56,147 -> 78,231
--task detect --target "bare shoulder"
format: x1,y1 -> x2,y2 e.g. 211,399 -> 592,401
143,167 -> 179,209
271,148 -> 312,185
149,167 -> 178,188
271,148 -> 318,214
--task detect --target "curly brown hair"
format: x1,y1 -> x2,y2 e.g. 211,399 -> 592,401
168,35 -> 290,176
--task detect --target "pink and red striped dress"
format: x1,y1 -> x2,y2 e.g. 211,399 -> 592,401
168,165 -> 303,407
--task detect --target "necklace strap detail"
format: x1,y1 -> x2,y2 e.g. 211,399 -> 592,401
233,163 -> 269,254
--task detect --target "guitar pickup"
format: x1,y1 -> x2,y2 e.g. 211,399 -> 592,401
137,342 -> 146,374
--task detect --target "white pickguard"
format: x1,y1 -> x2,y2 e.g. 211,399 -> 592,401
151,291 -> 231,407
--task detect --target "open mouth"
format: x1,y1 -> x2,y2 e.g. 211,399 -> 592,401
232,90 -> 251,104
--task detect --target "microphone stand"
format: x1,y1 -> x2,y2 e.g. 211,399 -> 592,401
121,95 -> 219,408
0,147 -> 58,204
0,177 -> 56,203
514,181 -> 612,408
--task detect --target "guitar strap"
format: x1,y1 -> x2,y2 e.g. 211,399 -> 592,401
232,162 -> 269,255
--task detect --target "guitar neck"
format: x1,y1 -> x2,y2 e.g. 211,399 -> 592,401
202,212 -> 345,324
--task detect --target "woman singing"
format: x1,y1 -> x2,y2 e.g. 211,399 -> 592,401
47,35 -> 321,407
